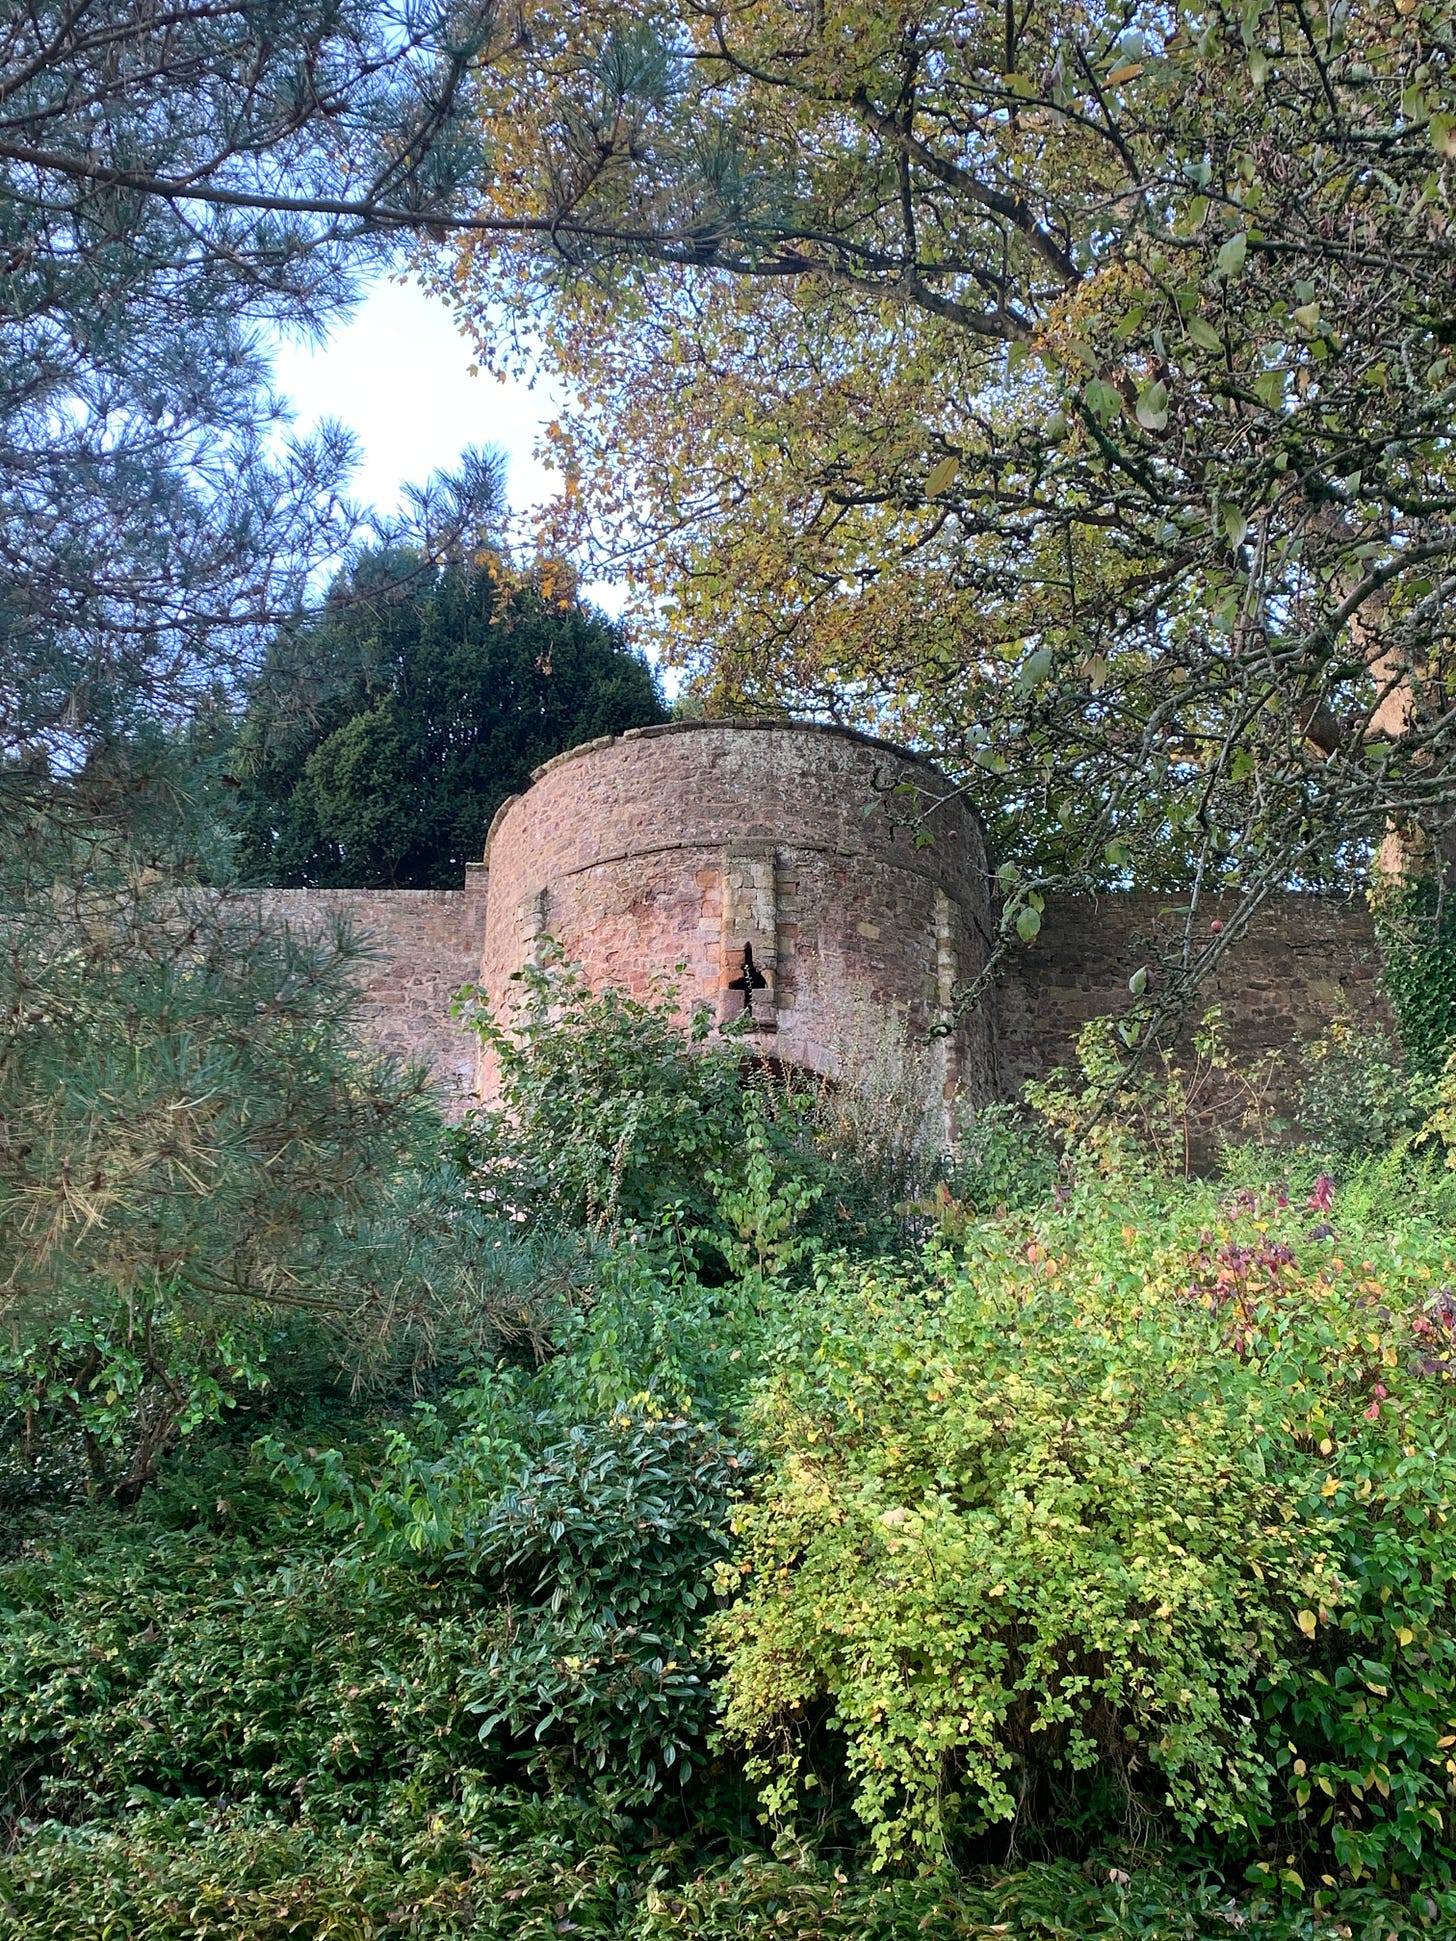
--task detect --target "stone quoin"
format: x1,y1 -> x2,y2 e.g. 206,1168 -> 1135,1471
252,717 -> 1394,1108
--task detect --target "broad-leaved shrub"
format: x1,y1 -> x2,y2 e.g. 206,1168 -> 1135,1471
711,1179 -> 1456,1888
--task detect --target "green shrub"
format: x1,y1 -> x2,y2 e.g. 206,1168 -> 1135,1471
534,1230 -> 779,1422
455,953 -> 751,1243
0,1402 -> 742,1827
0,1789 -> 634,1941
5,1816 -> 1451,1938
6,1178 -> 1456,1937
0,887 -> 459,1497
454,951 -> 942,1267
274,1403 -> 745,1797
1294,1010 -> 1424,1162
943,1100 -> 1059,1213
710,1181 -> 1456,1888
1025,1009 -> 1282,1181
0,1295 -> 270,1508
1378,883 -> 1456,1077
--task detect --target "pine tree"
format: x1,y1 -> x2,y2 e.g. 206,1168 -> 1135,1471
0,1 -> 505,1491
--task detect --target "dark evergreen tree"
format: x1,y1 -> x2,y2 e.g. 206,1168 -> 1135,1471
232,554 -> 667,889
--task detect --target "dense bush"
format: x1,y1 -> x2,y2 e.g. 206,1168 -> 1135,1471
1294,1011 -> 1424,1162
0,1402 -> 741,1832
0,876 -> 489,1501
455,952 -> 942,1265
8,1808 -> 1443,1939
455,954 -> 754,1242
711,1177 -> 1456,1897
10,947 -> 1456,1941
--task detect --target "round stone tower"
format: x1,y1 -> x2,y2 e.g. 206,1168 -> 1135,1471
475,718 -> 995,1103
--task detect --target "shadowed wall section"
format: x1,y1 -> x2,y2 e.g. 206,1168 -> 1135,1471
252,884 -> 486,1099
994,892 -> 1393,1097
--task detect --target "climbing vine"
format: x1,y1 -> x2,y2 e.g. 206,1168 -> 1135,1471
1376,883 -> 1456,1076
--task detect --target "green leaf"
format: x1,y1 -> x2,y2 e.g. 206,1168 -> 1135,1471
925,455 -> 960,497
1084,378 -> 1122,422
1128,966 -> 1149,997
1221,504 -> 1249,549
1253,368 -> 1285,409
1015,905 -> 1042,942
1292,300 -> 1321,333
1187,315 -> 1223,353
1135,380 -> 1169,431
1016,646 -> 1055,691
1216,233 -> 1249,279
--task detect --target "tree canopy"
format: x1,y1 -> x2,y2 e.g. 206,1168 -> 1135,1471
0,0 -> 511,845
428,0 -> 1456,1008
0,1 -> 511,1440
232,553 -> 667,888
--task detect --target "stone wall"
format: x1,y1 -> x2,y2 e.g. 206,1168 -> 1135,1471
476,720 -> 999,1103
252,882 -> 486,1100
241,728 -> 1396,1117
995,891 -> 1393,1098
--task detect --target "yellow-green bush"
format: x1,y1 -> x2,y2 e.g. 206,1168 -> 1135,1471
712,1179 -> 1456,1888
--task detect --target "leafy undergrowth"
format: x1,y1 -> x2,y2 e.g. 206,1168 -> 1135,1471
718,1167 -> 1456,1887
2,1810 -> 1448,1938
5,1156 -> 1456,1938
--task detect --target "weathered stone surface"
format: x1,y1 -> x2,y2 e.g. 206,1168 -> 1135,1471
251,881 -> 486,1099
476,719 -> 996,1103
247,722 -> 1393,1114
995,890 -> 1393,1108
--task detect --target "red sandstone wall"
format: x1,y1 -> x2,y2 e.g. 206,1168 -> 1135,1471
240,744 -> 1396,1124
476,721 -> 998,1101
252,879 -> 485,1100
994,891 -> 1394,1098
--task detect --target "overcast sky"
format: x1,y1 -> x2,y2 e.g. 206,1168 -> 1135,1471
269,274 -> 626,618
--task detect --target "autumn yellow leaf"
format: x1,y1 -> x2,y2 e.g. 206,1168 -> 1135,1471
925,456 -> 960,497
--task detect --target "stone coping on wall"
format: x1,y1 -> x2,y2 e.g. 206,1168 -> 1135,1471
525,715 -> 951,787
488,716 -> 976,873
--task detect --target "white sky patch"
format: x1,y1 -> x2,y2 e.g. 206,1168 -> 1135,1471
269,274 -> 627,620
